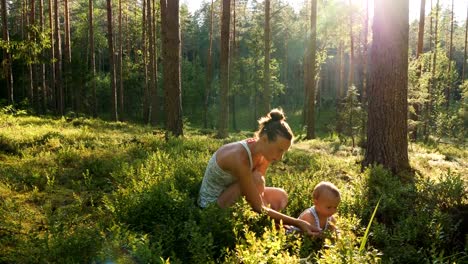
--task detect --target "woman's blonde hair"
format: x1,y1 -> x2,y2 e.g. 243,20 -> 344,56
255,108 -> 294,142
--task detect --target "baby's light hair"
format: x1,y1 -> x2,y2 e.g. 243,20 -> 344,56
313,181 -> 341,200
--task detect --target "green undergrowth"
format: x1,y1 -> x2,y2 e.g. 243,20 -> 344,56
0,112 -> 466,263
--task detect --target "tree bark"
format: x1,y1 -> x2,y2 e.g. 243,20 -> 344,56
305,0 -> 317,139
426,0 -> 439,141
39,0 -> 46,113
463,7 -> 468,81
360,0 -> 369,143
411,0 -> 425,141
118,0 -> 124,118
53,0 -> 63,115
150,0 -> 159,126
446,0 -> 454,108
230,0 -> 237,131
106,0 -> 118,121
48,0 -> 55,111
1,0 -> 14,105
141,0 -> 149,121
64,0 -> 72,110
263,0 -> 271,114
348,0 -> 354,87
160,0 -> 183,137
146,0 -> 155,124
89,0 -> 97,117
217,0 -> 230,138
29,0 -> 35,110
203,0 -> 214,129
363,0 -> 411,175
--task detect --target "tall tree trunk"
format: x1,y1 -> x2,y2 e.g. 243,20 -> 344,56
64,0 -> 71,110
363,0 -> 411,175
48,0 -> 55,111
230,0 -> 237,130
348,0 -> 354,87
411,0 -> 425,141
338,41 -> 345,102
29,0 -> 35,109
361,0 -> 368,103
106,0 -> 118,121
89,0 -> 97,117
203,0 -> 214,129
118,0 -> 124,119
217,0 -> 230,138
305,0 -> 317,139
1,0 -> 14,105
429,0 -> 433,51
146,0 -> 155,124
263,0 -> 271,114
150,0 -> 159,126
53,0 -> 63,115
463,7 -> 468,81
39,0 -> 46,113
142,0 -> 149,121
445,0 -> 454,108
160,0 -> 183,137
426,0 -> 439,141
284,31 -> 289,104
360,0 -> 369,144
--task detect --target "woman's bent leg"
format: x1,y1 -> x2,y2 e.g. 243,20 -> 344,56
217,182 -> 241,208
263,187 -> 288,211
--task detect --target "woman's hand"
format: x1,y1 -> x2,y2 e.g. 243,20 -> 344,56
296,219 -> 321,236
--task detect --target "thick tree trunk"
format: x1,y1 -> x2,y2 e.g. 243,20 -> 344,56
106,0 -> 118,121
89,0 -> 97,117
263,0 -> 271,114
1,0 -> 14,105
203,0 -> 214,129
305,0 -> 317,139
160,0 -> 183,137
217,0 -> 230,138
363,0 -> 411,175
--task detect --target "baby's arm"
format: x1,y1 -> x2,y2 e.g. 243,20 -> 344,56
298,209 -> 321,234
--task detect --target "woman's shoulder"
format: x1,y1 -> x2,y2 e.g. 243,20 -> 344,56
216,140 -> 250,169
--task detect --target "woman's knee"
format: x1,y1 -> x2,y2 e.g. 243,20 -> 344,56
264,187 -> 288,211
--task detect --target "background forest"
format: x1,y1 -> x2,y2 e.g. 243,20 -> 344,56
0,0 -> 467,263
0,0 -> 465,140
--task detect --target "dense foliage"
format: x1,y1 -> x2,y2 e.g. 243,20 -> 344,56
0,110 -> 466,263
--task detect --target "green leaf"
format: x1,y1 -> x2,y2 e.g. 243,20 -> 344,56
359,196 -> 381,253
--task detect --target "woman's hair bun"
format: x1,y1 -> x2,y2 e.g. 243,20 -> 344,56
268,108 -> 285,122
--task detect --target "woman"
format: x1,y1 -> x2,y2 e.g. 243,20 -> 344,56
198,108 -> 319,235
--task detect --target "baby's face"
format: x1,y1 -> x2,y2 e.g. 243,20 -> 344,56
314,190 -> 340,218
